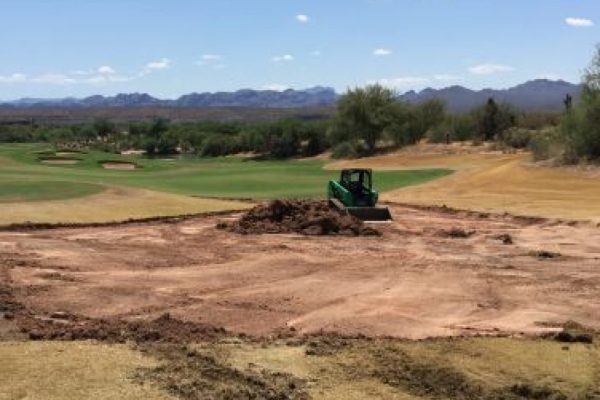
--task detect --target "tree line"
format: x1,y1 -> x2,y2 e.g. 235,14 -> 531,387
0,97 -> 556,159
2,45 -> 599,164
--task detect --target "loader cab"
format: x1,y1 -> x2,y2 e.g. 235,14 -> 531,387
340,169 -> 372,195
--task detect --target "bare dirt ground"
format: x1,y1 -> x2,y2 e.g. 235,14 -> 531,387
2,204 -> 599,340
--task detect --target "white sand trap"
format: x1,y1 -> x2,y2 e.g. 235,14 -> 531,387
101,162 -> 138,170
55,151 -> 83,157
41,159 -> 80,165
120,150 -> 146,155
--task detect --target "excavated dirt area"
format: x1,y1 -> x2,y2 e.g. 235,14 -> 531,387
1,204 -> 600,340
219,200 -> 380,236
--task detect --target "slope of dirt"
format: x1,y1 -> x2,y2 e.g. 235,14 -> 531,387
1,205 -> 600,339
219,200 -> 380,236
327,144 -> 600,222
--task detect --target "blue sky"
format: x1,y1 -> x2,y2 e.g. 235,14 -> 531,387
0,0 -> 598,99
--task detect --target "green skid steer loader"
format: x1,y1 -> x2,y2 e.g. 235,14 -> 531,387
327,168 -> 392,222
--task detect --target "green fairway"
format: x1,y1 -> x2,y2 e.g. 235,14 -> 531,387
0,180 -> 103,202
0,143 -> 452,201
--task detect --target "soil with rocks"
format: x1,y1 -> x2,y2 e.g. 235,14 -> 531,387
218,199 -> 381,236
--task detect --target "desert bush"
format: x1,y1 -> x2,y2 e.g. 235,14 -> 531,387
472,99 -> 517,141
517,112 -> 561,130
529,128 -> 564,161
200,135 -> 240,157
559,45 -> 600,163
447,114 -> 476,141
501,127 -> 533,149
425,124 -> 449,144
331,141 -> 360,159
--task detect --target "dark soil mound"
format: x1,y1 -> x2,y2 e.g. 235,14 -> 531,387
19,312 -> 225,343
219,200 -> 380,236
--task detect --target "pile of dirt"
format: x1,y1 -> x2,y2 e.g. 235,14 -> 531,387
19,312 -> 225,343
218,200 -> 380,236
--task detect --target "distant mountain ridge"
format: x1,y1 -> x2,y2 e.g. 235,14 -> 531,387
1,86 -> 338,109
0,80 -> 582,112
400,79 -> 582,113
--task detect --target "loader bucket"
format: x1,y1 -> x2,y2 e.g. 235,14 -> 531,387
346,206 -> 393,222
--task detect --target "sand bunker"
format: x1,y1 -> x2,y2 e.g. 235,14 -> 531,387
40,158 -> 80,165
55,151 -> 83,157
101,161 -> 138,170
219,200 -> 380,236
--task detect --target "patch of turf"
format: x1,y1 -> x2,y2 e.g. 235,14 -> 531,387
0,180 -> 103,202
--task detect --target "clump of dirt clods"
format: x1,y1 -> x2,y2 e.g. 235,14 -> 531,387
531,250 -> 561,259
553,321 -> 594,344
494,233 -> 514,245
19,312 -> 225,343
437,227 -> 475,239
218,200 -> 381,236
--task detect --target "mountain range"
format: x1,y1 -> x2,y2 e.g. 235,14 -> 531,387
1,80 -> 582,113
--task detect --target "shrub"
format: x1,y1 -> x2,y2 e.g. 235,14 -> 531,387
331,141 -> 359,159
448,114 -> 476,141
426,125 -> 450,144
528,128 -> 564,161
501,127 -> 533,149
200,135 -> 240,157
559,45 -> 600,163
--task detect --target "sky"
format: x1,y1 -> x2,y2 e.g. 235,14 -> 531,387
0,0 -> 598,100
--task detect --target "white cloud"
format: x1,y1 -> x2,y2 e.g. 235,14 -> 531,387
434,74 -> 462,81
97,65 -> 116,75
84,74 -> 131,84
468,64 -> 515,75
370,76 -> 430,88
0,67 -> 132,85
373,48 -> 392,57
0,73 -> 27,83
565,17 -> 594,27
201,54 -> 222,61
272,54 -> 294,62
311,50 -> 321,56
262,83 -> 290,91
70,69 -> 94,76
296,14 -> 309,23
31,73 -> 77,85
197,54 -> 225,69
139,58 -> 172,76
145,58 -> 172,70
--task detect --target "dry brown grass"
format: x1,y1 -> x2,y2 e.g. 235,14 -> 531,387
0,341 -> 174,400
0,186 -> 251,225
220,336 -> 600,399
328,145 -> 600,221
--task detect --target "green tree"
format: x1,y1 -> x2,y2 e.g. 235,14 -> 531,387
333,84 -> 399,154
417,99 -> 446,135
474,98 -> 516,141
93,118 -> 115,138
561,45 -> 600,161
